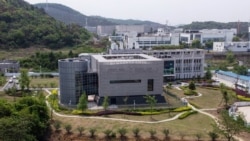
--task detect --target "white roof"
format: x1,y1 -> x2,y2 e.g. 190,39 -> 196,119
91,54 -> 161,62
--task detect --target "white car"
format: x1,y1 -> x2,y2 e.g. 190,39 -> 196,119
9,79 -> 13,83
13,75 -> 16,79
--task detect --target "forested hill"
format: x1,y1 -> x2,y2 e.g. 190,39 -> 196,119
35,3 -> 163,27
179,21 -> 248,34
35,3 -> 116,26
0,0 -> 91,49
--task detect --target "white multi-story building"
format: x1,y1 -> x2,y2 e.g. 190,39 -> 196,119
109,28 -> 180,50
108,48 -> 205,81
180,29 -> 236,45
213,42 -> 250,52
143,49 -> 205,81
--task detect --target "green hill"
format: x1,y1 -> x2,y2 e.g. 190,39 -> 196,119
0,0 -> 91,49
34,3 -> 163,26
179,21 -> 248,34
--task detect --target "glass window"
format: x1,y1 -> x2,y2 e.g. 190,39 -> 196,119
147,79 -> 154,91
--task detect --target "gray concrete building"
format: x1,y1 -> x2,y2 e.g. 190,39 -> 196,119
91,54 -> 165,105
58,54 -> 166,106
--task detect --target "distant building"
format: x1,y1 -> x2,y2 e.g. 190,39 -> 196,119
180,29 -> 236,45
0,60 -> 20,73
213,42 -> 250,52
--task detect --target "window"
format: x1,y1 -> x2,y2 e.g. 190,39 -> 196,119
147,79 -> 154,91
110,80 -> 141,84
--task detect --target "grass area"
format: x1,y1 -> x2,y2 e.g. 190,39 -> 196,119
54,113 -> 215,140
29,77 -> 59,88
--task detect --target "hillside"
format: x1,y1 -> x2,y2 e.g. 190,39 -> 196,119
0,0 -> 91,49
179,21 -> 248,34
34,3 -> 163,27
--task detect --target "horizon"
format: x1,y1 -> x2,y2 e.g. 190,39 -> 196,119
25,0 -> 250,26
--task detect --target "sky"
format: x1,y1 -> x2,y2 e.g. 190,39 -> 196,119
24,0 -> 250,26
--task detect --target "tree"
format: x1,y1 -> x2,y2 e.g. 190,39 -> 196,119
77,92 -> 88,112
233,65 -> 248,75
19,69 -> 30,91
214,110 -> 243,141
205,41 -> 213,49
117,127 -> 127,138
50,89 -> 58,119
149,129 -> 156,139
195,133 -> 202,141
53,120 -> 61,131
162,128 -> 170,140
205,69 -> 212,80
191,39 -> 201,48
77,126 -> 84,136
103,129 -> 112,138
222,90 -> 229,108
102,96 -> 109,111
144,95 -> 157,118
132,128 -> 140,138
208,131 -> 219,141
232,36 -> 240,42
189,81 -> 196,90
68,50 -> 74,58
64,124 -> 72,134
226,51 -> 235,64
89,128 -> 97,138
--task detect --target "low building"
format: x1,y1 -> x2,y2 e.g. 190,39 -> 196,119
215,70 -> 250,93
0,60 -> 20,73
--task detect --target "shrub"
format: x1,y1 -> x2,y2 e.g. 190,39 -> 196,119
237,95 -> 250,101
172,106 -> 192,112
89,128 -> 97,138
103,129 -> 112,138
53,120 -> 61,131
149,129 -> 156,139
178,110 -> 198,119
64,124 -> 72,134
184,89 -> 198,96
77,126 -> 84,136
162,128 -> 170,139
188,102 -> 200,109
132,128 -> 140,137
117,127 -> 127,138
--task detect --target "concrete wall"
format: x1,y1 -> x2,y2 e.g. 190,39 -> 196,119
97,60 -> 163,97
59,59 -> 88,105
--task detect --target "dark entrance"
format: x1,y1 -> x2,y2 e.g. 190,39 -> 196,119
110,98 -> 117,105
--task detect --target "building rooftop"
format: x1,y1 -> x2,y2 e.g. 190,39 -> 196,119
217,70 -> 250,81
92,54 -> 161,62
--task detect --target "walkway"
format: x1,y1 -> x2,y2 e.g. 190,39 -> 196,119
44,88 -> 244,141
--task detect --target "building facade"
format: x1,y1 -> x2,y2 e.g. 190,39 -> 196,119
59,54 -> 166,106
0,60 -> 20,73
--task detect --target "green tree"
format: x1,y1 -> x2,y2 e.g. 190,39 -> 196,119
214,110 -> 243,141
89,128 -> 97,138
19,69 -> 30,91
208,131 -> 219,141
189,81 -> 196,90
77,126 -> 84,136
77,92 -> 88,112
205,41 -> 213,49
103,129 -> 113,138
132,128 -> 140,138
64,124 -> 72,134
205,69 -> 212,80
53,120 -> 61,131
162,128 -> 170,140
226,51 -> 235,64
102,96 -> 109,111
149,129 -> 156,139
233,65 -> 248,75
117,127 -> 127,138
191,39 -> 201,48
144,95 -> 157,118
232,36 -> 240,42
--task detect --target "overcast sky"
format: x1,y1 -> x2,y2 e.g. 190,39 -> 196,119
24,0 -> 250,25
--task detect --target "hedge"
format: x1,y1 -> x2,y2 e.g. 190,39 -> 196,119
188,102 -> 200,109
184,89 -> 198,96
178,110 -> 198,119
237,95 -> 250,101
172,106 -> 192,112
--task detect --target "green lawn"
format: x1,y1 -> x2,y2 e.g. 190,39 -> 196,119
29,77 -> 59,88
